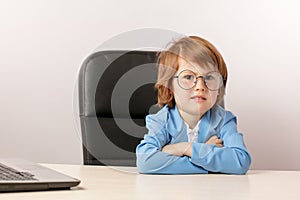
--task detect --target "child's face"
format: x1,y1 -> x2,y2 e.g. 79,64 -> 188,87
172,58 -> 219,119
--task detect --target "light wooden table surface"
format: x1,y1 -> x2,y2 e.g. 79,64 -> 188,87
1,164 -> 299,200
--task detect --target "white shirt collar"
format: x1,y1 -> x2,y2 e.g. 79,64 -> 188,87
184,120 -> 201,143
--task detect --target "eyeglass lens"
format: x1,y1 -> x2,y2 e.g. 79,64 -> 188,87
178,70 -> 222,90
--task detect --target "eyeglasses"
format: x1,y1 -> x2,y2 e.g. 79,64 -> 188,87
173,69 -> 223,91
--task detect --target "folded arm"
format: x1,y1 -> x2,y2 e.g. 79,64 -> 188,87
136,116 -> 207,174
158,114 -> 251,174
189,116 -> 251,174
136,110 -> 251,174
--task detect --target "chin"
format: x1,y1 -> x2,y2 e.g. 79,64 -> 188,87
185,108 -> 205,117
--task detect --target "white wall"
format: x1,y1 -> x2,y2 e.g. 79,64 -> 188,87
1,0 -> 300,170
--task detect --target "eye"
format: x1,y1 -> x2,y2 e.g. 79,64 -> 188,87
183,75 -> 194,80
205,75 -> 215,81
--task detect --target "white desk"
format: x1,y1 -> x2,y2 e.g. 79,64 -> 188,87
1,164 -> 299,200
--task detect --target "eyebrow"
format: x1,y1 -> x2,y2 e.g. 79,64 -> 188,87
178,68 -> 211,75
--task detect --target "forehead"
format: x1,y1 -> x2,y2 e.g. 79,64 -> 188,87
177,58 -> 215,74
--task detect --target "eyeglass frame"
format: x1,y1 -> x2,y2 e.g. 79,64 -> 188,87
173,69 -> 224,91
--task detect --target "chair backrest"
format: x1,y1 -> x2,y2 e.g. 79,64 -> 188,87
78,50 -> 160,166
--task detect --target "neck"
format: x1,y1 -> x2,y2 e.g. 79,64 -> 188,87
178,110 -> 202,129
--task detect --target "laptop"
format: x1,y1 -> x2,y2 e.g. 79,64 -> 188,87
0,158 -> 80,192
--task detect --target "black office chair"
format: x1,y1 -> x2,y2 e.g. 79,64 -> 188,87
78,50 -> 160,166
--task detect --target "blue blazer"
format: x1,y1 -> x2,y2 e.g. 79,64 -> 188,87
136,105 -> 251,174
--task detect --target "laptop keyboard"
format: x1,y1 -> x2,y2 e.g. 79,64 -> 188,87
0,163 -> 37,181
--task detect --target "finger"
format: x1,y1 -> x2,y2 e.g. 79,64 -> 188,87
210,135 -> 218,139
216,139 -> 223,144
216,143 -> 224,147
207,136 -> 218,143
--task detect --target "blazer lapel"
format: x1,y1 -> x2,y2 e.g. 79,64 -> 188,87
166,106 -> 188,142
198,105 -> 225,143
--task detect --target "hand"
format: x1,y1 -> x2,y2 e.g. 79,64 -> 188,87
161,142 -> 191,157
205,135 -> 224,147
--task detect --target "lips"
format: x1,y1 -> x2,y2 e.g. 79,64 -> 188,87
191,95 -> 207,102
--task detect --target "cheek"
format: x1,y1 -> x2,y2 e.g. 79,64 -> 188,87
208,91 -> 218,104
173,85 -> 190,103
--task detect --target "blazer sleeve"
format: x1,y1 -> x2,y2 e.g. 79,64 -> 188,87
136,113 -> 208,174
189,111 -> 252,174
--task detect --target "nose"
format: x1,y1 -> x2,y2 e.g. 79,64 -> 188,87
194,77 -> 206,91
